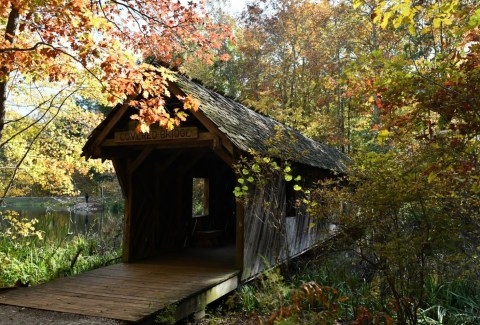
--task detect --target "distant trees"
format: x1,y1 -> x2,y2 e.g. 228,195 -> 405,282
0,103 -> 113,197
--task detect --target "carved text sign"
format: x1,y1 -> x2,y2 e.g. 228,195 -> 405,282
114,127 -> 198,143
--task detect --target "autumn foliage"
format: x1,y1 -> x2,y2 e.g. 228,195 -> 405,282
0,0 -> 232,139
185,0 -> 480,323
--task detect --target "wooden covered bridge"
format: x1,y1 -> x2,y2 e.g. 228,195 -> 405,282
0,70 -> 346,323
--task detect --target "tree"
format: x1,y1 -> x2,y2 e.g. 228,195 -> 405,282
1,103 -> 113,196
0,0 -> 232,200
184,0 -> 479,323
0,0 -> 232,141
187,0 -> 407,150
309,1 -> 480,323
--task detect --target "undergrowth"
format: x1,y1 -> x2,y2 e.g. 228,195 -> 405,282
202,254 -> 480,325
0,210 -> 121,287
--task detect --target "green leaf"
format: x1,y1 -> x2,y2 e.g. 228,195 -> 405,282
427,172 -> 437,183
247,176 -> 254,183
242,169 -> 250,175
468,8 -> 480,27
471,183 -> 480,193
285,174 -> 293,182
294,175 -> 302,181
238,178 -> 244,184
233,187 -> 242,197
408,24 -> 416,36
242,185 -> 249,191
293,184 -> 302,191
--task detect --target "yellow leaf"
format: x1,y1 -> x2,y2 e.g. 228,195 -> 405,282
380,11 -> 393,29
352,0 -> 362,9
393,16 -> 402,29
443,17 -> 452,26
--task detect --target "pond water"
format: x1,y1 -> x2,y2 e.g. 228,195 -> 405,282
0,197 -> 124,242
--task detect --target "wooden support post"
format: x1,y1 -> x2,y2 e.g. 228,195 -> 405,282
173,273 -> 239,322
235,201 -> 244,271
111,159 -> 132,262
112,159 -> 127,198
194,309 -> 206,321
123,171 -> 133,262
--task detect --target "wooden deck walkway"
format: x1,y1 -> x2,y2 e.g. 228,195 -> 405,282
0,246 -> 239,323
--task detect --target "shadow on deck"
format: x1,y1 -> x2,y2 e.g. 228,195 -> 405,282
0,245 -> 239,324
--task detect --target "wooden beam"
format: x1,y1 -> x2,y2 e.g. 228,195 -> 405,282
110,158 -> 131,262
190,109 -> 236,156
180,152 -> 206,172
127,146 -> 154,175
102,132 -> 215,147
156,150 -> 183,173
111,159 -> 127,199
168,81 -> 237,157
90,96 -> 135,152
174,273 -> 239,322
167,80 -> 185,99
214,147 -> 236,167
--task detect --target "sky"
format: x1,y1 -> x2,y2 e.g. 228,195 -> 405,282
227,0 -> 247,15
212,0 -> 247,17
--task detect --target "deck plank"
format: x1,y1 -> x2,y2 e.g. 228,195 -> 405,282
0,247 -> 239,323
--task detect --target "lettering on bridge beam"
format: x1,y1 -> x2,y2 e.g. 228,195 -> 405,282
114,127 -> 199,143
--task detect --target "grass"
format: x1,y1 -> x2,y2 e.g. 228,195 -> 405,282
0,209 -> 122,287
418,278 -> 480,324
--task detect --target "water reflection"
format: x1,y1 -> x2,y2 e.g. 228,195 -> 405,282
0,197 -> 123,241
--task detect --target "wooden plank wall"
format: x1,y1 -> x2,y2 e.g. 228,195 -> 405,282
241,168 -> 324,281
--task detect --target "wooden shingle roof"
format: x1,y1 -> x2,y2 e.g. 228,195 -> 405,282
83,71 -> 347,173
174,74 -> 347,173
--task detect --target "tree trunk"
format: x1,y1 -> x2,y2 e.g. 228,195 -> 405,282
0,5 -> 20,142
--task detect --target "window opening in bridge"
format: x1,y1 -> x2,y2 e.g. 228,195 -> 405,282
192,178 -> 209,217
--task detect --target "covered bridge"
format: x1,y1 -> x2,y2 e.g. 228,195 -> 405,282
82,70 -> 347,282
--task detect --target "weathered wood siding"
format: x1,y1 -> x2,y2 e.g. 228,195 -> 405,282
241,170 -> 323,281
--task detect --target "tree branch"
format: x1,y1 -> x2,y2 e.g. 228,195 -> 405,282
0,86 -> 67,150
0,42 -> 49,53
0,86 -> 80,205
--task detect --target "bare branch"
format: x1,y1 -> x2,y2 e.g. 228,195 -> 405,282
0,86 -> 68,150
0,86 -> 81,205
